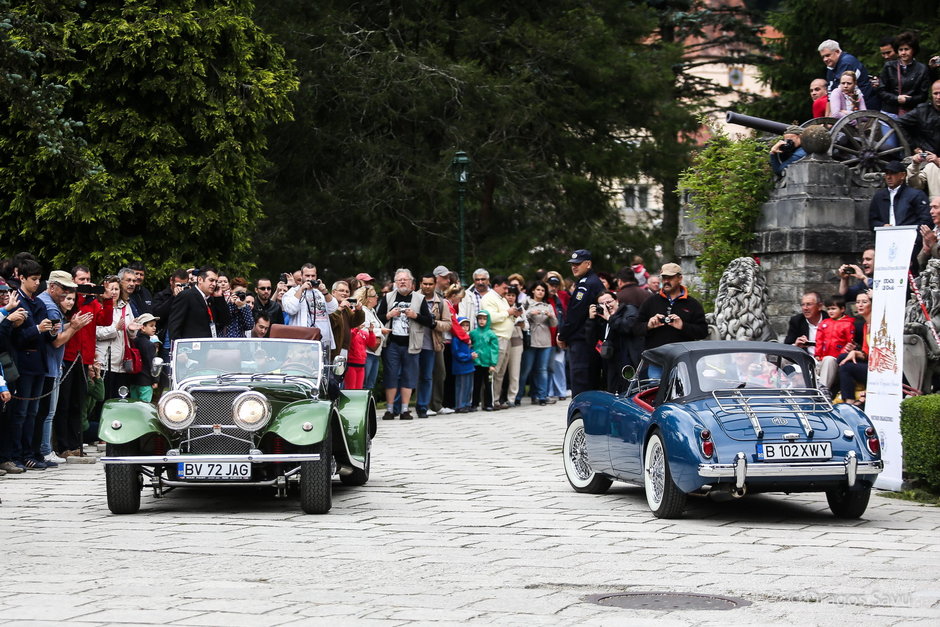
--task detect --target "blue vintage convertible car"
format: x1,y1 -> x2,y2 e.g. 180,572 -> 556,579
563,341 -> 883,518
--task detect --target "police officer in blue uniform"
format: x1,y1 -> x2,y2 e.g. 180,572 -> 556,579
556,249 -> 605,397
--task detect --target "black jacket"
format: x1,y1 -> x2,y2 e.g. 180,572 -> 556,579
634,289 -> 708,351
783,312 -> 829,347
558,270 -> 605,343
878,59 -> 931,115
130,333 -> 158,386
898,103 -> 940,153
167,288 -> 232,341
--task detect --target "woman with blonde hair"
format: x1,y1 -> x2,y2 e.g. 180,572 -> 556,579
353,284 -> 387,390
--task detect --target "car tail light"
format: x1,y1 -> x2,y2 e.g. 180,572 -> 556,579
700,429 -> 714,458
865,426 -> 880,455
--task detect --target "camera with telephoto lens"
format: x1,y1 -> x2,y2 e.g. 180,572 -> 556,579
236,291 -> 247,301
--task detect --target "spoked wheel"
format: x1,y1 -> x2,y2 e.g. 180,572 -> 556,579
300,427 -> 333,514
643,431 -> 686,518
829,110 -> 910,185
826,485 -> 872,519
104,443 -> 143,515
801,116 -> 837,130
562,417 -> 612,494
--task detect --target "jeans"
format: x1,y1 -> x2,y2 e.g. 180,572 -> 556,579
516,347 -> 535,402
34,375 -> 59,457
455,373 -> 473,409
549,347 -> 568,398
416,348 -> 436,412
364,353 -> 380,391
2,372 -> 44,463
530,347 -> 552,401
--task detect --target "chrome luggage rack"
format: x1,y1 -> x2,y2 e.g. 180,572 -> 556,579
711,388 -> 833,438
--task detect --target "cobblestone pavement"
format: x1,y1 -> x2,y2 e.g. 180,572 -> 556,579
1,400 -> 938,626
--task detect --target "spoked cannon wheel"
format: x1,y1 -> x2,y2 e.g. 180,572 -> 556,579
829,110 -> 910,185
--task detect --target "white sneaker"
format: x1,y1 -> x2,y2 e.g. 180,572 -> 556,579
45,452 -> 67,464
427,409 -> 438,416
439,407 -> 455,415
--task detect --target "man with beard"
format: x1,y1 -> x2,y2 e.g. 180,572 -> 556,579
375,269 -> 434,420
252,276 -> 282,323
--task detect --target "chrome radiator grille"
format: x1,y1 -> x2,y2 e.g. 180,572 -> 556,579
183,390 -> 252,455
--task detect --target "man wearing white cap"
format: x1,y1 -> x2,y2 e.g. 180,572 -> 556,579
635,263 -> 708,360
35,271 -> 93,465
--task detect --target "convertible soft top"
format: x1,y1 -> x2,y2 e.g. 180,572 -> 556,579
641,340 -> 809,369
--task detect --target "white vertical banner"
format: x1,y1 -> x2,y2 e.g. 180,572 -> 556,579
869,226 -> 917,491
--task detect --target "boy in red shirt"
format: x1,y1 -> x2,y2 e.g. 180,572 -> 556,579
815,295 -> 855,390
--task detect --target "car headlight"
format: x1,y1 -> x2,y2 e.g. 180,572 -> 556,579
232,391 -> 272,432
158,391 -> 196,430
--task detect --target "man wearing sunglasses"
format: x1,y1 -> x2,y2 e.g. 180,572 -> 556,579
251,277 -> 282,324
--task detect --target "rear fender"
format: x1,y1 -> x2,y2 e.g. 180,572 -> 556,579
335,390 -> 374,466
649,405 -> 709,493
98,400 -> 169,445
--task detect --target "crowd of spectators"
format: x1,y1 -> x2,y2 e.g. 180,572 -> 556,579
0,249 -> 704,482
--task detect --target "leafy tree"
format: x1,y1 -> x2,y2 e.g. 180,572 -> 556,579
0,0 -> 296,280
254,1 -> 678,280
642,0 -> 771,261
678,130 -> 771,296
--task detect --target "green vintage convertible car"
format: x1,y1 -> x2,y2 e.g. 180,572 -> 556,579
99,330 -> 376,515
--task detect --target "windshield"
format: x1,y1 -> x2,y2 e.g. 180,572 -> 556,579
172,338 -> 322,384
695,351 -> 811,392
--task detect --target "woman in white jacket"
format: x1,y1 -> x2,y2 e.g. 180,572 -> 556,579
96,276 -> 139,399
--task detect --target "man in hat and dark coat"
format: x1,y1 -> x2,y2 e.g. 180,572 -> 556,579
557,249 -> 605,398
869,161 -> 931,261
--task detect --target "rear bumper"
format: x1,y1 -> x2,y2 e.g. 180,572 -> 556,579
101,453 -> 320,465
698,451 -> 882,489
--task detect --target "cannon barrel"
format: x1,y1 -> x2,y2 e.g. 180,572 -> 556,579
725,111 -> 790,135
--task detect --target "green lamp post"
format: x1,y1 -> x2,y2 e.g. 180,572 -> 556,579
451,150 -> 471,283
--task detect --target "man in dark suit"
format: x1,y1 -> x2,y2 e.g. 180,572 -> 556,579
869,161 -> 931,235
783,291 -> 828,358
167,266 -> 231,341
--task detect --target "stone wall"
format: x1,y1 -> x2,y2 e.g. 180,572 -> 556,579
676,156 -> 877,338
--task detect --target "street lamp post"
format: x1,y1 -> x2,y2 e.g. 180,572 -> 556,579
451,150 -> 471,283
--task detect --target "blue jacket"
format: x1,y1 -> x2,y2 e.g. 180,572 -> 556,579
451,333 -> 475,377
770,147 -> 806,176
826,51 -> 878,110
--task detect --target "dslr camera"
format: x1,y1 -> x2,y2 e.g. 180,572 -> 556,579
76,284 -> 105,295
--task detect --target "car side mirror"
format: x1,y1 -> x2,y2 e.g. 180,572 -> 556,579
621,365 -> 636,381
332,355 -> 347,377
151,357 -> 165,378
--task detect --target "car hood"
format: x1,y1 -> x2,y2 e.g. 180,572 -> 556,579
688,392 -> 841,442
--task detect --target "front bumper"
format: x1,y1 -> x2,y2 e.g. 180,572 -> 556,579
100,453 -> 320,465
698,451 -> 882,489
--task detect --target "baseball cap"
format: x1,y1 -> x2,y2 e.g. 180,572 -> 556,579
48,270 -> 78,288
784,125 -> 804,136
0,280 -> 9,292
567,249 -> 592,263
432,265 -> 450,277
355,272 -> 374,282
659,263 -> 683,277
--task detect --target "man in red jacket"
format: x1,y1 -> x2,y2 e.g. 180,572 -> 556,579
54,266 -> 114,458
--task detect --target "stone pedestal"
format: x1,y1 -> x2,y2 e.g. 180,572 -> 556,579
677,158 -> 877,337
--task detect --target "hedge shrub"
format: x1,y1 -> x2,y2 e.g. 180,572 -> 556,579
900,394 -> 940,490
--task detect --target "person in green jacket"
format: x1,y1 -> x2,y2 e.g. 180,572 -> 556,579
470,311 -> 499,411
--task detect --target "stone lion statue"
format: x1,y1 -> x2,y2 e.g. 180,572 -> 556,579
710,257 -> 776,342
905,258 -> 940,360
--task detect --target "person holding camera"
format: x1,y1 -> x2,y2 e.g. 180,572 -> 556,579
166,265 -> 232,342
837,249 -> 875,304
281,262 -> 338,352
328,280 -> 365,361
635,264 -> 708,371
222,277 -> 255,338
769,125 -> 806,176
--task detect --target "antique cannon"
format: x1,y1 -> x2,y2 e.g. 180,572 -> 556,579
726,110 -> 910,186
